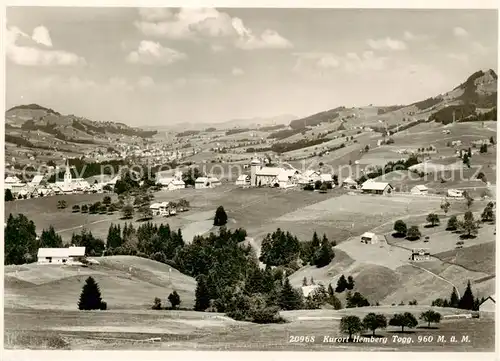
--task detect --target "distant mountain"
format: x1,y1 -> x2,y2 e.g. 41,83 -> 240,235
5,104 -> 157,140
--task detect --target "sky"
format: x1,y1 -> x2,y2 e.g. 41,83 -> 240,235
5,7 -> 498,126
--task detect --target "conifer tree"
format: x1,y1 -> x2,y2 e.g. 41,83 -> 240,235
194,275 -> 211,311
458,280 -> 475,310
450,287 -> 460,308
78,276 -> 106,310
278,278 -> 303,310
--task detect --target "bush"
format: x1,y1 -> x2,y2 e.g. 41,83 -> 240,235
406,226 -> 421,240
214,206 -> 228,226
393,220 -> 407,236
303,184 -> 314,191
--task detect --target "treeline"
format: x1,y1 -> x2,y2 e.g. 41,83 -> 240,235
176,130 -> 200,137
430,104 -> 477,125
259,124 -> 285,131
8,103 -> 61,115
5,134 -> 34,148
47,159 -> 128,182
377,105 -> 405,115
431,282 -> 486,311
225,128 -> 251,136
412,96 -> 442,111
388,118 -> 428,134
459,107 -> 497,122
245,147 -> 272,153
267,128 -> 303,140
289,107 -> 343,129
357,155 -> 420,184
271,138 -> 331,154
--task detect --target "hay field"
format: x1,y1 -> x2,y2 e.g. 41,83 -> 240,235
435,242 -> 495,274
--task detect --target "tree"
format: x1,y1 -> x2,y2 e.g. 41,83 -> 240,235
458,280 -> 475,310
72,205 -> 81,213
440,199 -> 451,215
346,292 -> 370,308
490,136 -> 495,145
462,153 -> 470,168
194,275 -> 211,311
319,182 -> 328,193
214,206 -> 228,226
152,297 -> 162,310
5,213 -> 38,265
139,204 -> 153,221
314,180 -> 322,190
363,313 -> 387,336
406,226 -> 421,241
336,275 -> 349,293
327,284 -> 342,309
465,193 -> 474,209
313,235 -> 335,267
480,144 -> 488,153
40,226 -> 63,248
347,276 -> 355,290
78,276 -> 106,310
393,220 -> 407,236
57,200 -> 67,209
302,277 -> 308,286
168,291 -> 181,309
450,287 -> 460,308
426,213 -> 440,227
278,278 -> 303,310
122,204 -> 134,219
481,202 -> 495,222
103,196 -> 112,205
446,215 -> 458,231
389,312 -> 418,333
5,189 -> 14,202
459,211 -> 479,238
365,145 -> 370,152
81,204 -> 89,213
106,224 -> 122,249
340,316 -> 363,342
420,310 -> 442,328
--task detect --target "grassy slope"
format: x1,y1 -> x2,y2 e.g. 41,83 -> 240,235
4,256 -> 196,310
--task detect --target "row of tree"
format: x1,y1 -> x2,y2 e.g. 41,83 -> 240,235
431,281 -> 485,311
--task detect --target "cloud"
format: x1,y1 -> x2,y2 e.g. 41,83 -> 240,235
32,26 -> 53,47
293,52 -> 341,72
344,51 -> 387,72
453,27 -> 468,37
6,25 -> 85,66
472,42 -> 489,56
135,8 -> 293,50
211,44 -> 226,52
137,75 -> 155,88
294,50 -> 386,74
126,40 -> 187,65
447,53 -> 469,63
367,37 -> 407,51
403,31 -> 428,42
232,67 -> 244,76
138,8 -> 173,21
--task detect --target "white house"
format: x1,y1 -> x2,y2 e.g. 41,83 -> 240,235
447,189 -> 464,198
254,167 -> 285,187
411,185 -> 429,195
479,296 -> 495,319
208,177 -> 221,187
410,248 -> 431,261
37,246 -> 86,265
342,176 -> 358,189
361,181 -> 393,195
320,173 -> 334,184
273,171 -> 298,189
235,174 -> 251,187
360,232 -> 378,244
29,175 -> 44,187
195,176 -> 221,189
168,179 -> 185,191
157,177 -> 175,187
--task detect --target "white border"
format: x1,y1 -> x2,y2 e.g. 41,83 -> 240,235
1,1 -> 499,361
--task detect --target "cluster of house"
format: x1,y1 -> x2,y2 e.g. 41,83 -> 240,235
235,158 -> 336,189
5,161 -> 110,199
156,171 -> 222,190
149,201 -> 184,216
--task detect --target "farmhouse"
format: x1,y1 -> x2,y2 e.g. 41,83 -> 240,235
447,189 -> 464,198
273,171 -> 298,189
471,139 -> 490,147
37,246 -> 86,265
254,167 -> 285,187
195,176 -> 221,189
411,185 -> 429,195
235,174 -> 251,187
342,177 -> 358,189
168,179 -> 185,191
320,173 -> 334,184
29,175 -> 44,187
361,181 -> 393,195
410,248 -> 430,261
479,296 -> 495,319
360,232 -> 379,244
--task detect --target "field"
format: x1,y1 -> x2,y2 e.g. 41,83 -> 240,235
4,307 -> 493,351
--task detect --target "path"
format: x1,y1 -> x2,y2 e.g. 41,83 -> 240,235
56,217 -> 120,234
408,263 -> 461,298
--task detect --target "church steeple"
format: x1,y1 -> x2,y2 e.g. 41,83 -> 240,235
64,159 -> 72,184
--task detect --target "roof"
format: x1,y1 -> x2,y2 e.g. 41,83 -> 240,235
158,177 -> 174,185
361,181 -> 392,191
5,176 -> 21,183
276,173 -> 291,181
171,180 -> 185,185
255,167 -> 284,176
304,170 -> 320,178
412,185 -> 429,191
30,175 -> 44,185
342,177 -> 357,184
150,202 -> 163,209
37,246 -> 85,258
209,177 -> 221,182
236,174 -> 250,181
195,177 -> 209,183
361,232 -> 375,239
250,158 -> 261,165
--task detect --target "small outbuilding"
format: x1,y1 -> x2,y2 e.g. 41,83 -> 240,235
235,174 -> 251,187
360,232 -> 378,244
479,296 -> 495,319
361,181 -> 393,195
37,246 -> 86,265
411,184 -> 429,195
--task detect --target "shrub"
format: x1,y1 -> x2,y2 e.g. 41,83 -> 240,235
406,226 -> 421,240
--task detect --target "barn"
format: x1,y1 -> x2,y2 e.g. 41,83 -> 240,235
360,232 -> 378,244
37,246 -> 86,265
479,296 -> 495,319
361,181 -> 393,195
411,184 -> 429,195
